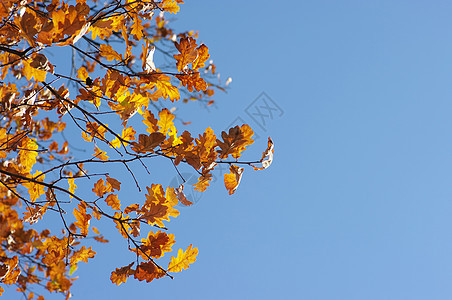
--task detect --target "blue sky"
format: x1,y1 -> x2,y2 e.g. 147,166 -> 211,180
9,1 -> 452,299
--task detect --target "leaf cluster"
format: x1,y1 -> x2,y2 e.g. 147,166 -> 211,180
0,0 -> 274,298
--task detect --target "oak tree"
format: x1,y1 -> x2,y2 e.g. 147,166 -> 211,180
0,0 -> 274,298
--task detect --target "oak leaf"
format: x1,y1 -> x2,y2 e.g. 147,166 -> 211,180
110,262 -> 135,286
154,76 -> 180,101
70,246 -> 96,265
175,184 -> 193,206
158,108 -> 176,136
168,244 -> 198,273
193,173 -> 213,192
105,194 -> 121,211
176,72 -> 207,92
192,44 -> 210,70
161,0 -> 181,14
73,201 -> 91,236
68,172 -> 77,198
131,132 -> 165,153
92,178 -> 108,197
93,146 -> 109,161
134,262 -> 165,283
100,44 -> 122,61
106,176 -> 121,191
131,14 -> 144,40
174,37 -> 198,72
224,165 -> 244,195
22,172 -> 46,202
216,125 -> 254,159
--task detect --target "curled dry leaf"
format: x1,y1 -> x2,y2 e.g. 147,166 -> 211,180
252,137 -> 274,170
143,44 -> 156,72
224,165 -> 244,195
176,184 -> 193,206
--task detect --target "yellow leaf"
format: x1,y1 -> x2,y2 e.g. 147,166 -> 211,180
161,0 -> 180,14
18,137 -> 38,173
22,171 -> 46,202
68,171 -> 77,198
93,146 -> 109,161
168,244 -> 198,273
155,78 -> 180,101
157,108 -> 176,136
131,14 -> 144,40
77,66 -> 89,81
99,44 -> 122,61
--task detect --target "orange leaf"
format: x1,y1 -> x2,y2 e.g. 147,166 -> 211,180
176,72 -> 207,92
192,44 -> 209,70
92,178 -> 108,197
173,37 -> 198,72
110,262 -> 135,286
73,201 -> 91,236
22,171 -> 46,202
139,230 -> 175,259
70,246 -> 96,265
193,173 -> 213,192
18,136 -> 38,173
157,108 -> 176,136
224,165 -> 244,195
142,110 -> 159,133
68,172 -> 77,198
105,194 -> 121,211
154,77 -> 180,101
134,261 -> 165,283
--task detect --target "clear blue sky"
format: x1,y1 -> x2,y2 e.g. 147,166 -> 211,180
23,1 -> 452,299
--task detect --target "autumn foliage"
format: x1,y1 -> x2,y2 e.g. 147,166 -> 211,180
0,0 -> 274,298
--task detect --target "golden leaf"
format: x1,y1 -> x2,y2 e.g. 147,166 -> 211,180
161,0 -> 181,14
131,14 -> 144,40
92,178 -> 108,198
93,146 -> 109,161
110,262 -> 135,286
100,44 -> 123,61
70,246 -> 96,265
192,44 -> 210,70
105,194 -> 121,211
157,108 -> 176,136
73,201 -> 91,236
168,244 -> 198,273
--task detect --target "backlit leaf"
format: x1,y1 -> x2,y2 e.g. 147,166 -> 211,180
73,201 -> 91,236
168,244 -> 198,273
224,165 -> 244,195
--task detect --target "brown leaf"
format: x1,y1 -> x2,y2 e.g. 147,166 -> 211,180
176,184 -> 193,206
131,132 -> 165,153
